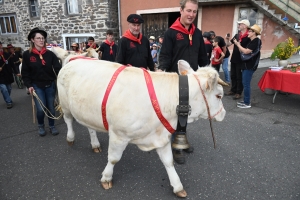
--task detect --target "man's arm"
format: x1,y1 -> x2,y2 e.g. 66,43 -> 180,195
198,31 -> 209,67
145,39 -> 155,71
116,38 -> 126,65
157,31 -> 172,71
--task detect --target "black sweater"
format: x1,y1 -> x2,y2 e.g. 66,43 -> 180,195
158,28 -> 208,73
116,35 -> 154,71
21,50 -> 61,88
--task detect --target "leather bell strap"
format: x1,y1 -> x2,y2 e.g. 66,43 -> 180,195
176,75 -> 190,133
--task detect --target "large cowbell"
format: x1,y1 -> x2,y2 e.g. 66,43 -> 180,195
172,134 -> 190,150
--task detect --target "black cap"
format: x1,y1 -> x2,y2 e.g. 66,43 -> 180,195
203,32 -> 211,39
127,14 -> 144,24
7,44 -> 14,48
27,27 -> 47,41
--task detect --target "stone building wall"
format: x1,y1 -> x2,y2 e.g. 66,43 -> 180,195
0,0 -> 119,50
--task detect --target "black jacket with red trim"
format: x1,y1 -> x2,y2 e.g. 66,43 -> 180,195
116,36 -> 154,71
21,50 -> 61,88
158,28 -> 208,73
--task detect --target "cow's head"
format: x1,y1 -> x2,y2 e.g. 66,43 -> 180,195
86,47 -> 99,59
177,60 -> 226,122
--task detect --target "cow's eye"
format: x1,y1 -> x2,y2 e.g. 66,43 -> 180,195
216,95 -> 222,99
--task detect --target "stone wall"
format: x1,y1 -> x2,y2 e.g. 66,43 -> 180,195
0,0 -> 119,49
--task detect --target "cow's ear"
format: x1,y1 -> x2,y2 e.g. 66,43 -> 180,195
178,60 -> 195,75
205,69 -> 218,91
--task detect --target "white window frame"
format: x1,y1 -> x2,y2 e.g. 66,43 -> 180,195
29,0 -> 39,17
62,33 -> 95,50
67,0 -> 79,14
0,14 -> 18,35
239,7 -> 258,26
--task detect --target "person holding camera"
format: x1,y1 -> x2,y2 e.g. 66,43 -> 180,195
225,19 -> 251,100
232,24 -> 262,108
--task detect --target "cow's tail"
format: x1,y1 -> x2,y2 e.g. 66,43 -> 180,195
55,104 -> 64,118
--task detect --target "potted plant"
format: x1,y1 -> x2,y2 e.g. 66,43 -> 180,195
270,37 -> 300,67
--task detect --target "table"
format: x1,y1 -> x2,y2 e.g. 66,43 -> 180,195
258,69 -> 300,103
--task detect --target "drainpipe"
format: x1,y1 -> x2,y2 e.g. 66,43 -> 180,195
118,0 -> 122,38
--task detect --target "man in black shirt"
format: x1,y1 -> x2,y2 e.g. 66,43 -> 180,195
116,14 -> 154,71
225,19 -> 251,99
99,30 -> 118,62
158,0 -> 208,164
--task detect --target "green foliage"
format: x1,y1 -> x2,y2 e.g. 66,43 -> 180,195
270,37 -> 300,60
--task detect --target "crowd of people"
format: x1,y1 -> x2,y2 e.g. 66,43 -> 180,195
0,0 -> 262,165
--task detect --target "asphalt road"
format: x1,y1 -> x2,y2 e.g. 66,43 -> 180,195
1,58 -> 300,200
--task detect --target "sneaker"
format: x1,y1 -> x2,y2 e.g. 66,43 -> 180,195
49,126 -> 59,136
6,103 -> 13,109
38,124 -> 46,137
237,101 -> 244,106
237,103 -> 251,108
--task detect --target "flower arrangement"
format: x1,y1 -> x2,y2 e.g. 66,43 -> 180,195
270,37 -> 300,60
285,63 -> 300,73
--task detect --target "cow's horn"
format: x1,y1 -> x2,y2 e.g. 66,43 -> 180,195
218,77 -> 229,86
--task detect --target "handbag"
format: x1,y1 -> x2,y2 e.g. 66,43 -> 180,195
240,39 -> 261,61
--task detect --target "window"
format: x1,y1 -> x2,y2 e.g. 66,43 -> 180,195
239,8 -> 257,26
29,0 -> 39,17
0,14 -> 18,35
0,0 -> 3,4
67,0 -> 79,14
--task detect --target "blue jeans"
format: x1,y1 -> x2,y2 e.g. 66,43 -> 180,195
222,57 -> 230,82
0,84 -> 12,104
33,82 -> 56,126
242,69 -> 254,105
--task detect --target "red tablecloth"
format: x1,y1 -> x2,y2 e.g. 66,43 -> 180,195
258,69 -> 300,95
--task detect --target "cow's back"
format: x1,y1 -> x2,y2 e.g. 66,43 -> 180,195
57,60 -> 179,135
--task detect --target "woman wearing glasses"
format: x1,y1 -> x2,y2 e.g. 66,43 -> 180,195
232,24 -> 262,108
22,27 -> 62,136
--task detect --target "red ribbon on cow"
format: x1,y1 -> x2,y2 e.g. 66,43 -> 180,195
101,66 -> 175,134
102,66 -> 127,130
142,68 -> 176,134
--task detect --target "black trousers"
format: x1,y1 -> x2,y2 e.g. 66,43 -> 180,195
230,62 -> 243,95
212,63 -> 221,72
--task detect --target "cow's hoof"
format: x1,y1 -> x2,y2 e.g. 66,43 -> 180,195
67,141 -> 74,146
93,147 -> 102,153
175,190 -> 187,198
101,181 -> 113,190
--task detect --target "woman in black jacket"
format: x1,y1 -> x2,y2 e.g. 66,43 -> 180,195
233,24 -> 262,108
22,27 -> 62,136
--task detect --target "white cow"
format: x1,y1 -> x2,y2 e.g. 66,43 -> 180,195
51,46 -> 99,66
57,59 -> 226,197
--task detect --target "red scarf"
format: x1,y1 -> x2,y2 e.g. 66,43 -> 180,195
239,30 -> 249,42
122,29 -> 142,44
204,40 -> 212,45
104,40 -> 115,55
32,47 -> 47,65
0,51 -> 6,63
89,43 -> 97,49
170,17 -> 195,45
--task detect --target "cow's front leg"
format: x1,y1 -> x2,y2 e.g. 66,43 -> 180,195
156,142 -> 187,198
101,132 -> 128,189
87,128 -> 101,153
64,112 -> 75,146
